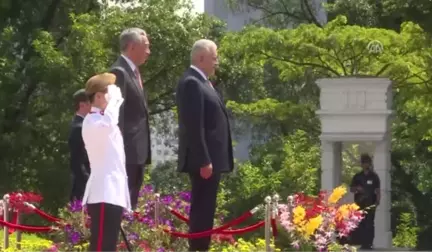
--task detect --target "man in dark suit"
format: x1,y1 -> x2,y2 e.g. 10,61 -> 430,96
68,89 -> 91,201
176,39 -> 234,252
110,28 -> 151,209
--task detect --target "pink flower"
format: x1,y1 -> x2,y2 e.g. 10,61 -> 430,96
291,240 -> 300,249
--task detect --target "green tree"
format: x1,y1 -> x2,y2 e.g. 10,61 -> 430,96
393,212 -> 419,248
150,160 -> 190,195
0,0 -> 104,214
327,0 -> 432,33
223,130 -> 320,216
217,16 -> 432,247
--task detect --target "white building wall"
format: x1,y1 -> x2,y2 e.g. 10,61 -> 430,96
204,0 -> 261,31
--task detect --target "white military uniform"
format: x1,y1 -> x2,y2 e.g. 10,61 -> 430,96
81,91 -> 131,211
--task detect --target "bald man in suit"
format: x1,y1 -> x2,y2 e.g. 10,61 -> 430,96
176,39 -> 234,252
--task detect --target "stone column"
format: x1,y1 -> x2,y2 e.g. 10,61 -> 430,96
321,141 -> 342,191
373,137 -> 392,248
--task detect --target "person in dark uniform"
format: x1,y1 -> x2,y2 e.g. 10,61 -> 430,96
176,39 -> 234,252
350,153 -> 381,250
68,89 -> 91,201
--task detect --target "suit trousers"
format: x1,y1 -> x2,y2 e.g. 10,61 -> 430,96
126,164 -> 145,209
70,175 -> 88,202
188,172 -> 221,252
87,203 -> 123,251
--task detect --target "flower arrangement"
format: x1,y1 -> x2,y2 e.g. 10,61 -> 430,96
0,185 -> 364,252
278,185 -> 364,251
50,184 -> 230,252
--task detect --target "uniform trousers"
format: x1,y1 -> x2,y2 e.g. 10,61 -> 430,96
359,205 -> 376,248
126,164 -> 145,209
188,172 -> 221,252
87,203 -> 123,251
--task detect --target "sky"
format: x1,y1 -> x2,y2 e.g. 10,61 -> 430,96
191,0 -> 204,13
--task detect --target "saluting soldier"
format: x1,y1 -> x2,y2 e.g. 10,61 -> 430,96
81,73 -> 131,252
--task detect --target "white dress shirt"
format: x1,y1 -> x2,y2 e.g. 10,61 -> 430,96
81,106 -> 131,210
190,65 -> 214,90
122,54 -> 136,72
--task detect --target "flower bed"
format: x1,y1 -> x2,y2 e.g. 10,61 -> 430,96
51,184 -> 231,252
0,185 -> 363,252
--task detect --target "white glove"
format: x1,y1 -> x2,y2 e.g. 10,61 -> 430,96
107,85 -> 123,101
104,85 -> 123,125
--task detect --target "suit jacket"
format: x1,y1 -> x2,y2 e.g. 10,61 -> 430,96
110,56 -> 151,165
176,67 -> 234,173
68,115 -> 90,180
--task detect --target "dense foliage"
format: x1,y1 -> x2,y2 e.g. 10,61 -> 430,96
1,0 -> 432,249
0,0 -> 223,213
215,10 -> 432,249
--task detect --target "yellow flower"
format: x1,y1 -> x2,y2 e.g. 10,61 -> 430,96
336,205 -> 349,220
292,206 -> 306,225
336,203 -> 360,221
304,215 -> 323,236
349,203 -> 360,210
328,186 -> 347,204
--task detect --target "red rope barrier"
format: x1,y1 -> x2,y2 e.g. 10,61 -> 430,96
167,206 -> 260,228
168,208 -> 268,236
220,221 -> 265,235
169,208 -> 189,223
32,207 -> 62,223
1,211 -> 18,234
164,211 -> 253,239
1,194 -> 271,238
0,219 -> 55,233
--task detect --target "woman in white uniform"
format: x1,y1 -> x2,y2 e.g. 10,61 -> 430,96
81,73 -> 131,251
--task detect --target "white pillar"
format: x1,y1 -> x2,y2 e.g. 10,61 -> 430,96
321,141 -> 342,191
373,137 -> 392,248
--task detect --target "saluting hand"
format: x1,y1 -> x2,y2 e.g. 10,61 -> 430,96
200,164 -> 213,179
105,86 -> 124,121
106,86 -> 124,109
108,85 -> 123,100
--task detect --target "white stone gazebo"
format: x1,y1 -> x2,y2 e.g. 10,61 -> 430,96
316,77 -> 393,249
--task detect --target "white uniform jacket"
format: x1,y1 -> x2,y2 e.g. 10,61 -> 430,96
81,104 -> 131,211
